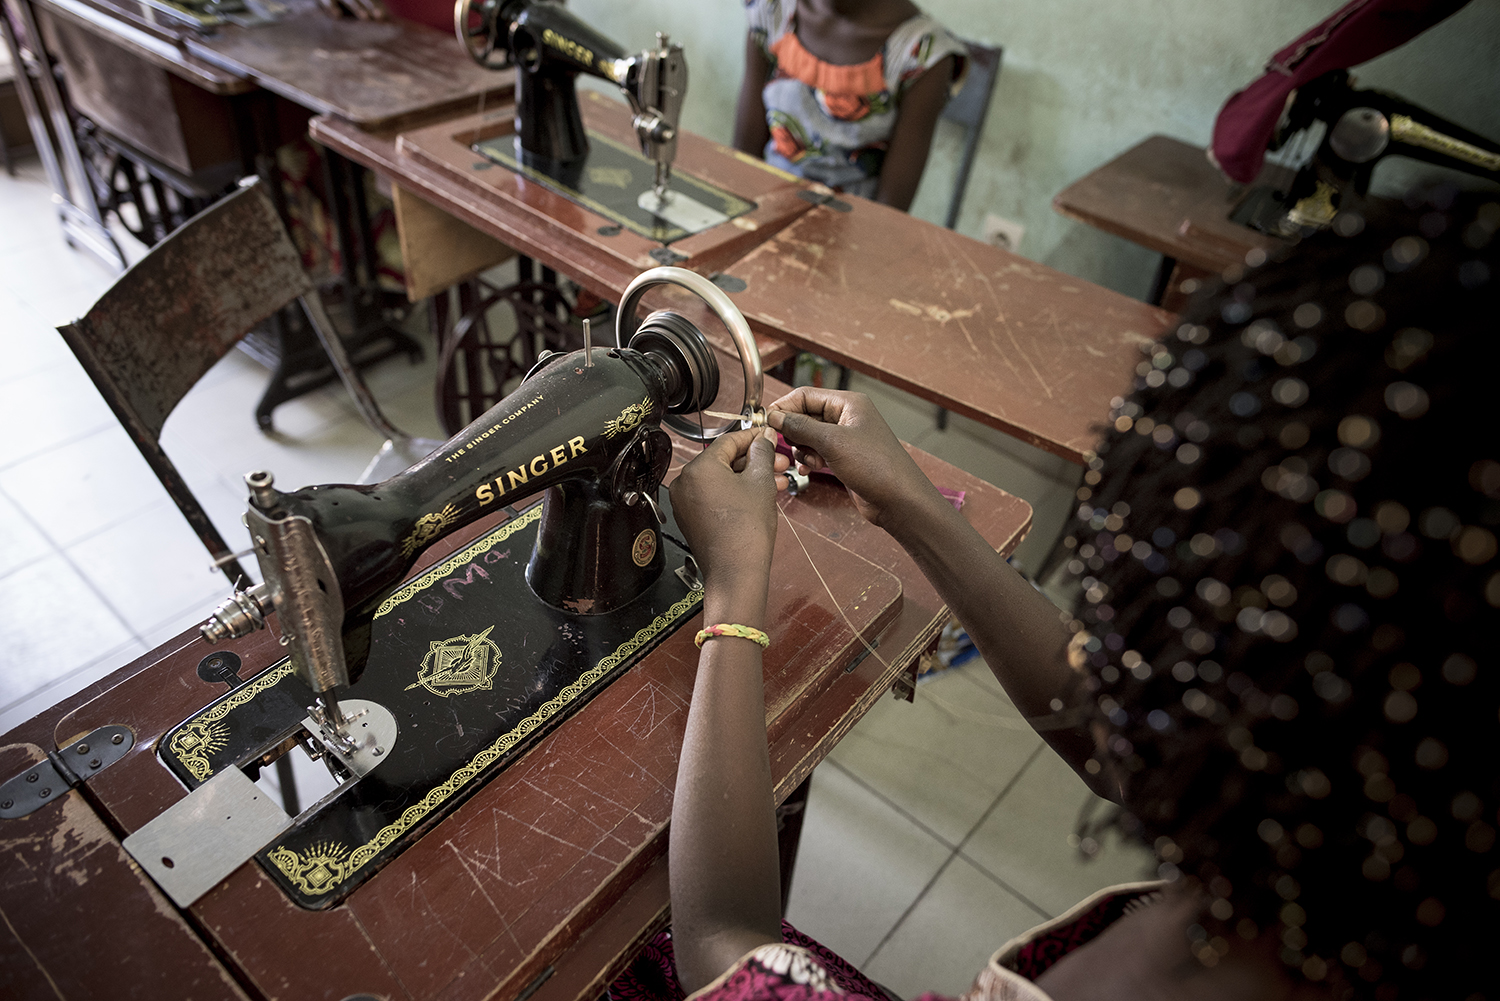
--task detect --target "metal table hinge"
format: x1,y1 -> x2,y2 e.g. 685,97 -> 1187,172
796,190 -> 853,212
0,725 -> 134,819
648,247 -> 688,266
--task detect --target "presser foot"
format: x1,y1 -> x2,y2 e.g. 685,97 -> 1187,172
307,693 -> 365,758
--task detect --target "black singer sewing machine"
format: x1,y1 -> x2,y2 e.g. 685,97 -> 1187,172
1233,69 -> 1500,235
118,268 -> 764,910
453,0 -> 753,243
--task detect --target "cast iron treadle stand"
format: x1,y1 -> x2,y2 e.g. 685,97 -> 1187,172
239,148 -> 425,432
432,255 -> 577,436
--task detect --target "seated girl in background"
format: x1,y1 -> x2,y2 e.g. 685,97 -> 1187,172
615,187 -> 1497,999
734,0 -> 968,210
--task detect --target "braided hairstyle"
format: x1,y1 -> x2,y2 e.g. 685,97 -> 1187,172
1061,188 -> 1498,1000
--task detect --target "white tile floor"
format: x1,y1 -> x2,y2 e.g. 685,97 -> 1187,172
0,155 -> 1152,995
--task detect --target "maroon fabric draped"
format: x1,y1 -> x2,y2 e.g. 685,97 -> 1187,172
1209,0 -> 1471,183
381,0 -> 457,34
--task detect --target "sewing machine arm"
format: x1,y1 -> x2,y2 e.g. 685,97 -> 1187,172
202,267 -> 760,748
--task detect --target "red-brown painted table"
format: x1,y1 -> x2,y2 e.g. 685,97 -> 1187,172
1052,134 -> 1295,312
313,95 -> 1175,464
0,388 -> 1032,1001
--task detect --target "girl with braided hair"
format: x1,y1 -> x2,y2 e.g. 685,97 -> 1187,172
629,187 -> 1497,1000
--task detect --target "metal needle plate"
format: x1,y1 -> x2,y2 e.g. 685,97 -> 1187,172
124,766 -> 291,908
304,699 -> 399,780
637,189 -> 729,234
125,699 -> 397,908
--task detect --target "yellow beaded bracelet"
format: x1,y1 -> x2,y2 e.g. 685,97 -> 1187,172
694,623 -> 770,649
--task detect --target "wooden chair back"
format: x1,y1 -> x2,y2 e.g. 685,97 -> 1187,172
941,42 -> 1003,230
58,179 -> 311,585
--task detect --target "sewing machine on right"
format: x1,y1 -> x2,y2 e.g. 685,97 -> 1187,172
1232,69 -> 1500,235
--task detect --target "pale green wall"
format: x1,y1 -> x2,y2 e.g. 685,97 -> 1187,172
568,0 -> 1500,297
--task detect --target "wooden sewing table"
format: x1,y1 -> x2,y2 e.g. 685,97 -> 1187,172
312,92 -> 1175,465
16,0 -> 514,422
1052,134 -> 1295,312
0,378 -> 1033,1000
4,61 -> 1177,1001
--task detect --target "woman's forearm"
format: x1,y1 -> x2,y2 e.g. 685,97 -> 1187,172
669,583 -> 783,992
733,35 -> 772,156
884,488 -> 1107,793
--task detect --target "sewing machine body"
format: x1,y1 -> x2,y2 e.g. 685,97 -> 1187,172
227,344 -> 690,682
125,339 -> 711,908
116,267 -> 760,910
459,0 -> 685,190
453,0 -> 742,239
146,493 -> 704,909
1235,69 -> 1500,234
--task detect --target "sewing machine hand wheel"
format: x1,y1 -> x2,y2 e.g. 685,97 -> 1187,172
455,0 -> 511,69
616,267 -> 763,443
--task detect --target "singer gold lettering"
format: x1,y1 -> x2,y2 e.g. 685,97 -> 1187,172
475,437 -> 590,506
542,28 -> 594,68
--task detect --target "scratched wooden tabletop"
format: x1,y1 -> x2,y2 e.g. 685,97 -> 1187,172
0,383 -> 1032,999
1052,134 -> 1291,274
316,99 -> 1174,464
724,197 -> 1176,463
182,0 -> 513,128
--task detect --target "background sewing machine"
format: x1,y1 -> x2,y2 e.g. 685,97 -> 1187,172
110,267 -> 765,911
454,0 -> 751,244
1233,69 -> 1500,234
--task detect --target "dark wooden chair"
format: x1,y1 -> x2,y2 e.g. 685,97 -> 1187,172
58,177 -> 434,587
941,41 -> 1003,230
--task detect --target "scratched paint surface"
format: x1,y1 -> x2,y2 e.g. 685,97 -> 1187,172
337,515 -> 902,999
0,745 -> 252,1000
154,503 -> 702,910
728,196 -> 1175,463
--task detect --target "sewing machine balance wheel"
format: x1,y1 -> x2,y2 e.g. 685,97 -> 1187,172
616,267 -> 764,443
455,0 -> 511,70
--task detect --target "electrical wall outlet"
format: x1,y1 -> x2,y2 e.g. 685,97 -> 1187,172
981,214 -> 1025,253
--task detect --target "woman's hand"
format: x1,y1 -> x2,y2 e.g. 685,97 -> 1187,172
669,428 -> 786,592
767,387 -> 938,530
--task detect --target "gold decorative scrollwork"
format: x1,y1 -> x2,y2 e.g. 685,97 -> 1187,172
399,503 -> 461,558
169,661 -> 295,781
1287,180 -> 1338,230
406,626 -> 502,698
268,840 -> 353,896
271,586 -> 704,895
376,506 -> 542,618
603,396 -> 654,439
1390,115 -> 1500,172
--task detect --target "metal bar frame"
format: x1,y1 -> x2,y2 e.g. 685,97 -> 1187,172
1,0 -> 123,269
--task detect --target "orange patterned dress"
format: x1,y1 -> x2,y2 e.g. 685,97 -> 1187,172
746,0 -> 967,197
